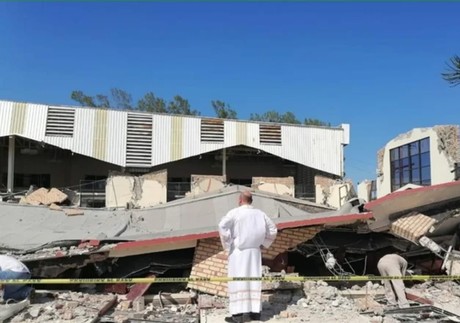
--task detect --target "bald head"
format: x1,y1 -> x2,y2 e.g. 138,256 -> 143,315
239,191 -> 253,205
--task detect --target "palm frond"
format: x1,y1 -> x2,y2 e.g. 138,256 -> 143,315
442,55 -> 460,86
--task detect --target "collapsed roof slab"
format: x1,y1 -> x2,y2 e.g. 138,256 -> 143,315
0,185 -> 368,255
365,181 -> 460,232
0,203 -> 130,251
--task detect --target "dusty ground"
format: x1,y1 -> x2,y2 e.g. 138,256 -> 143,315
3,281 -> 460,322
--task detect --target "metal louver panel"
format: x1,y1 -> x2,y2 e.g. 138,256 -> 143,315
201,119 -> 224,142
45,107 -> 75,137
260,124 -> 281,145
126,113 -> 152,167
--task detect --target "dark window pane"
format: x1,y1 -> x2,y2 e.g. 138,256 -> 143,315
390,148 -> 399,161
391,160 -> 400,171
393,169 -> 400,185
401,157 -> 410,167
421,179 -> 431,186
402,168 -> 410,185
421,152 -> 430,167
400,145 -> 409,159
421,166 -> 431,182
411,168 -> 420,184
420,138 -> 430,153
410,141 -> 419,156
392,185 -> 400,191
411,155 -> 420,169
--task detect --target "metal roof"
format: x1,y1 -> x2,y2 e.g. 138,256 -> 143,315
0,100 -> 349,175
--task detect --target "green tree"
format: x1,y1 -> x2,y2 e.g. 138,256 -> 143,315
442,55 -> 460,86
250,110 -> 300,124
304,118 -> 331,127
110,88 -> 133,110
212,100 -> 237,119
70,91 -> 97,107
167,95 -> 200,116
138,92 -> 167,113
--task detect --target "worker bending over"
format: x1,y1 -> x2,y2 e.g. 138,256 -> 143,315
377,253 -> 409,308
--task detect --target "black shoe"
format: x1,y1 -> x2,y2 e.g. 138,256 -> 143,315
249,312 -> 261,321
224,314 -> 244,323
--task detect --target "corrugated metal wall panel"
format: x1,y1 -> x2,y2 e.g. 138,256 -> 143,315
224,121 -> 237,146
0,100 -> 348,175
0,101 -> 13,137
152,115 -> 172,166
106,110 -> 127,166
280,126 -> 343,175
23,104 -> 48,139
181,117 -> 201,159
10,102 -> 27,135
246,123 -> 260,148
72,108 -> 95,157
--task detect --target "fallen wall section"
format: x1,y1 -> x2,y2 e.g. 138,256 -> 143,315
188,175 -> 226,196
106,170 -> 167,208
252,177 -> 295,197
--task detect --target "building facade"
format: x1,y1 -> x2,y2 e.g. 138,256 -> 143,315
375,125 -> 460,198
0,100 -> 350,204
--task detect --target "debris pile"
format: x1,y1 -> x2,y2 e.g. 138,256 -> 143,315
9,291 -> 116,323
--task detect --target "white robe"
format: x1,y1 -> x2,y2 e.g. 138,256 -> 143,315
218,205 -> 277,315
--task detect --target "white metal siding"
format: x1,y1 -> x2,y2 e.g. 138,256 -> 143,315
246,123 -> 260,148
152,115 -> 172,166
23,104 -> 47,139
73,108 -> 95,157
224,121 -> 237,146
0,100 -> 347,175
106,110 -> 127,166
0,101 -> 13,137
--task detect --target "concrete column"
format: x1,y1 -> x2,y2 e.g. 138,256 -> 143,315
222,148 -> 227,182
7,135 -> 15,193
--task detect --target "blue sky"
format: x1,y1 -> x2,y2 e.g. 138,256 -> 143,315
0,3 -> 459,183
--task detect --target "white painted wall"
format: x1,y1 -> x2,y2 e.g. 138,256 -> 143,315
377,127 -> 457,197
315,182 -> 353,209
357,180 -> 372,203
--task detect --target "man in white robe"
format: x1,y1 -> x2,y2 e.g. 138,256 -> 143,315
219,191 -> 277,323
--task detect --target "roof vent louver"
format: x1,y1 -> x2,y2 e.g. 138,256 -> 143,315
201,119 -> 224,143
260,124 -> 281,145
45,107 -> 75,137
126,113 -> 152,167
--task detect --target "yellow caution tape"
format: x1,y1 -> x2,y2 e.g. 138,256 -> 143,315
1,275 -> 460,285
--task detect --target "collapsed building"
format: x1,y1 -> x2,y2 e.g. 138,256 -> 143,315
2,181 -> 460,321
2,100 -> 460,321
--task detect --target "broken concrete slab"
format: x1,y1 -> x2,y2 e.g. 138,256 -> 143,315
252,176 -> 295,197
0,299 -> 30,322
189,175 -> 226,196
64,208 -> 84,216
23,187 -> 68,206
48,203 -> 63,211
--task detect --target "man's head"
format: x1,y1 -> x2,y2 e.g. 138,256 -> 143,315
239,190 -> 253,206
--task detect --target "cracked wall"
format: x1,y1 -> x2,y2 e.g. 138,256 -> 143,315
434,125 -> 460,167
187,175 -> 226,197
105,169 -> 167,208
252,176 -> 295,197
314,175 -> 355,209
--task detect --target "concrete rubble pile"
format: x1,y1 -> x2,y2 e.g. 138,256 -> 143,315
202,279 -> 460,322
8,291 -> 116,323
